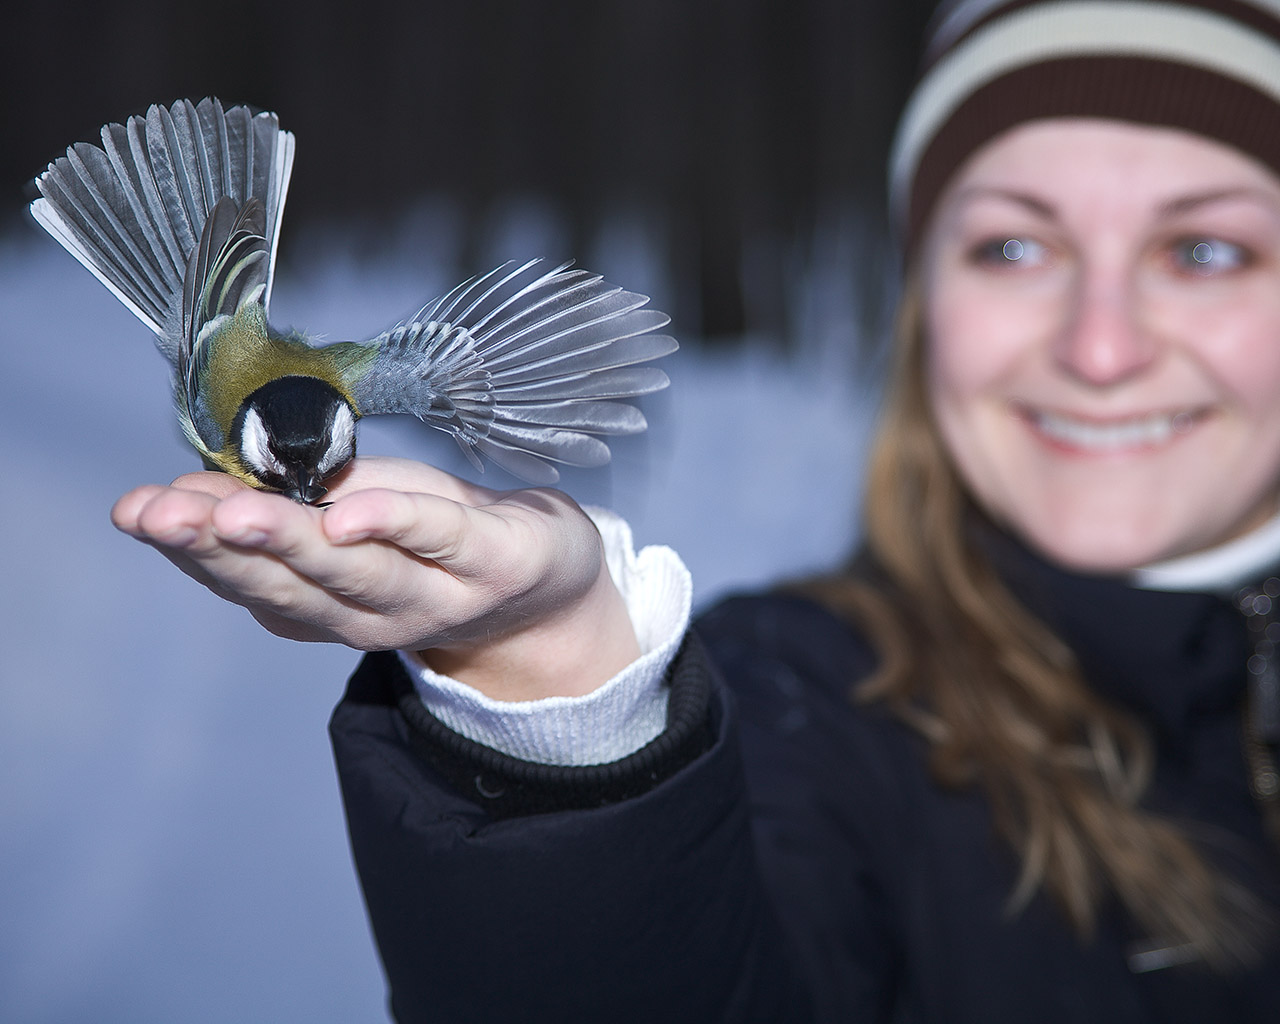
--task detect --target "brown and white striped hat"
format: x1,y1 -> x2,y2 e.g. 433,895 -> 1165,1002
891,0 -> 1280,253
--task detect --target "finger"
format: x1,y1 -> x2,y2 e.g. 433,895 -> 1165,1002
169,470 -> 253,500
128,487 -> 362,622
208,487 -> 462,609
112,485 -> 171,536
197,491 -> 367,608
321,488 -> 489,567
207,488 -> 440,610
192,538 -> 371,625
113,481 -> 396,631
324,456 -> 499,506
111,474 -> 250,538
115,486 -> 256,596
208,487 -> 324,548
129,484 -> 224,550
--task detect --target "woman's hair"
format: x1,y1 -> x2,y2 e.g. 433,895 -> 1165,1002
803,276 -> 1267,968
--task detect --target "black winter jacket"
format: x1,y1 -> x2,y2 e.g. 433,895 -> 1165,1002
330,535 -> 1280,1023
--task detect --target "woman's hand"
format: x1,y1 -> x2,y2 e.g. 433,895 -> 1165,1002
110,456 -> 641,701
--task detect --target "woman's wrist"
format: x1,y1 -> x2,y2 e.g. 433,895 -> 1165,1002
417,553 -> 642,702
402,507 -> 693,766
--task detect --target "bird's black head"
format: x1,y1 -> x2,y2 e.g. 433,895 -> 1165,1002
232,376 -> 358,504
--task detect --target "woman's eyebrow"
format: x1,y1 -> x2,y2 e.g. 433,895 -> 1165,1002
948,186 -> 1057,220
1159,187 -> 1280,216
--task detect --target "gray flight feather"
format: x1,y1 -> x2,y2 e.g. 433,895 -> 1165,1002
350,258 -> 678,484
30,97 -> 293,366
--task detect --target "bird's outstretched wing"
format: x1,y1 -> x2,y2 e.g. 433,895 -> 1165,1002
30,97 -> 293,365
347,259 -> 678,484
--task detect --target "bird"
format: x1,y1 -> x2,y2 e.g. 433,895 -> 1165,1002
30,97 -> 677,504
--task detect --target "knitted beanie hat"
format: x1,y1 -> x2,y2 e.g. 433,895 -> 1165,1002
890,0 -> 1280,254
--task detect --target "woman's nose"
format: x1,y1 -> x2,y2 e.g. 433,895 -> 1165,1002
1052,273 -> 1157,386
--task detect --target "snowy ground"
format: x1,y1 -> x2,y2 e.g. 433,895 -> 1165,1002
0,219 -> 881,1023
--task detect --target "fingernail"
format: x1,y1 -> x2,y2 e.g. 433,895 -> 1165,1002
219,526 -> 269,546
322,510 -> 368,544
160,526 -> 199,548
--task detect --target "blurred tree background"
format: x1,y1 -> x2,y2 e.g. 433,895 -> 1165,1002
1,0 -> 936,345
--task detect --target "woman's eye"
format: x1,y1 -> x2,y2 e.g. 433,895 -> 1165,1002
1169,237 -> 1249,275
969,237 -> 1051,268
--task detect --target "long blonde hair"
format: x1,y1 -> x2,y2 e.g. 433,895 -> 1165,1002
804,277 -> 1267,967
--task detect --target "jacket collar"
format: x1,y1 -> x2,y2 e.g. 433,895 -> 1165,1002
972,517 -> 1256,758
1131,510 -> 1280,596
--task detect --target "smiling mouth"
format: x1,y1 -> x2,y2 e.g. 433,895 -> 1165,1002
1020,406 -> 1207,452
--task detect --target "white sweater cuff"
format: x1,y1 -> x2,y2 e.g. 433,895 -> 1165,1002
397,507 -> 692,766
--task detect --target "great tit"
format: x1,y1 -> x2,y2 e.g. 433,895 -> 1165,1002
30,97 -> 677,503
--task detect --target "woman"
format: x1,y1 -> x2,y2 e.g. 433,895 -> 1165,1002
110,0 -> 1280,1019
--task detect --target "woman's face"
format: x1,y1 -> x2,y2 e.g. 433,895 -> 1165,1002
924,119 -> 1280,572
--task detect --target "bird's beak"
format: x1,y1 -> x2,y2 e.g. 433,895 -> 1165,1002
288,469 -> 328,506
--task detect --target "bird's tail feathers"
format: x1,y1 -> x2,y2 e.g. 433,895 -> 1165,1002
31,98 -> 293,362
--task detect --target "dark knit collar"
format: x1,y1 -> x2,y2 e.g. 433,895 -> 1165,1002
972,519 -> 1254,760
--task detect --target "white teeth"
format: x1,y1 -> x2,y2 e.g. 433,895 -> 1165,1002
1030,409 -> 1196,450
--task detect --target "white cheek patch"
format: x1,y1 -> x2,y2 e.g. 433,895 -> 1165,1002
239,406 -> 287,478
317,403 -> 357,476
